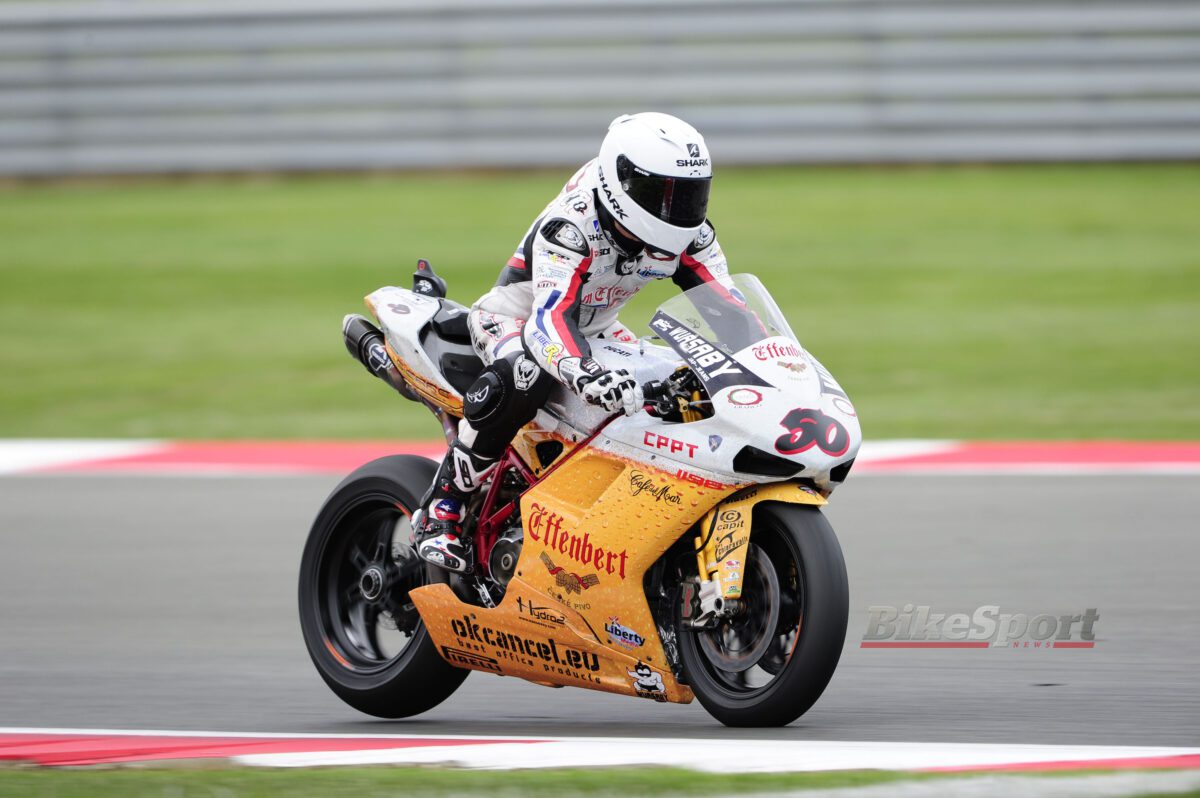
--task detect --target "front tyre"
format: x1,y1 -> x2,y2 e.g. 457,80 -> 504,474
679,503 -> 848,727
298,455 -> 468,718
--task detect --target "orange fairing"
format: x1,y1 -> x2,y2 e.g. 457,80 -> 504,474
410,449 -> 738,703
509,426 -> 571,477
695,483 -> 827,601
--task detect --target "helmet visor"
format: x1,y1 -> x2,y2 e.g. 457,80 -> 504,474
616,155 -> 710,229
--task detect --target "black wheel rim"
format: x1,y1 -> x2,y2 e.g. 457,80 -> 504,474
316,493 -> 427,674
691,513 -> 805,696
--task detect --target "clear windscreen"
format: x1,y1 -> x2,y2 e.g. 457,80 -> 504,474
650,273 -> 797,354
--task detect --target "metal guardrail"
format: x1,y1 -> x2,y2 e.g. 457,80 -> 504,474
2,0 -> 1199,175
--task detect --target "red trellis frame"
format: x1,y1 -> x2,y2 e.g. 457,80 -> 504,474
472,447 -> 535,575
471,416 -> 619,577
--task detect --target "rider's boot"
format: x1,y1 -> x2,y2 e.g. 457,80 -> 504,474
414,439 -> 498,574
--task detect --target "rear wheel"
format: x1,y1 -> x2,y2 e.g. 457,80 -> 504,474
298,455 -> 468,718
679,503 -> 848,727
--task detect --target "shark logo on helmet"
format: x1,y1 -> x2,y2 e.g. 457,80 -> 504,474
597,165 -> 629,220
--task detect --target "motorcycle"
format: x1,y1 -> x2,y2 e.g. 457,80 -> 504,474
298,259 -> 861,727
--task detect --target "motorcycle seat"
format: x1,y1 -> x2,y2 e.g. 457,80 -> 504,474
431,300 -> 472,343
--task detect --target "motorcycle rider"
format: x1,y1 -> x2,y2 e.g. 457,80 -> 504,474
415,111 -> 741,573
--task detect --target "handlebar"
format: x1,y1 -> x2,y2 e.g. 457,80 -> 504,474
641,379 -> 672,404
641,375 -> 713,420
639,379 -> 674,418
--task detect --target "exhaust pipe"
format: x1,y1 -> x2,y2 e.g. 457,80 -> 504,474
342,314 -> 419,400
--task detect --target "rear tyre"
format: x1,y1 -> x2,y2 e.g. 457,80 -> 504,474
298,455 -> 468,718
679,503 -> 848,727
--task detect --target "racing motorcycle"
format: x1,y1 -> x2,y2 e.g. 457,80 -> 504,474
298,260 -> 861,727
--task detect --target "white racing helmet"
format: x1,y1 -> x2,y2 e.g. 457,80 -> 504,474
597,112 -> 712,256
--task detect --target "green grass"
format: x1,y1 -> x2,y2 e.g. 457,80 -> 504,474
1,164 -> 1197,440
0,765 -> 918,797
1,765 -> 1197,798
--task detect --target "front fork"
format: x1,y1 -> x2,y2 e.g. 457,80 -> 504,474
681,511 -> 737,629
682,482 -> 828,629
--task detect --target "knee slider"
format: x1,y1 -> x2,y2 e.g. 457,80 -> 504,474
510,352 -> 553,405
463,368 -> 508,429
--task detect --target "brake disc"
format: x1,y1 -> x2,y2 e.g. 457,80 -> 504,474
697,542 -> 780,673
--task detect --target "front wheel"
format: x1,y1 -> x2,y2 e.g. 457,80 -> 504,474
679,503 -> 849,727
298,455 -> 468,718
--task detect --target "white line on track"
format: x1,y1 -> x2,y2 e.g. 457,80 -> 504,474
0,439 -> 162,474
855,439 -> 960,462
230,738 -> 1200,771
4,728 -> 1197,773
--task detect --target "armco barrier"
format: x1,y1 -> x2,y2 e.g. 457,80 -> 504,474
1,0 -> 1199,175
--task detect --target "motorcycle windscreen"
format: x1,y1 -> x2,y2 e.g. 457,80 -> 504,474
648,309 -> 771,395
654,273 -> 798,355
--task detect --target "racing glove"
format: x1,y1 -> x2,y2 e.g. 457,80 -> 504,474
562,358 -> 644,417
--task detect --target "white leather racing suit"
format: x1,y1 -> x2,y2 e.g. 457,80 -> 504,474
468,158 -> 740,387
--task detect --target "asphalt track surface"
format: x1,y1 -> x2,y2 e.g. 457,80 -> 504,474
1,472 -> 1197,746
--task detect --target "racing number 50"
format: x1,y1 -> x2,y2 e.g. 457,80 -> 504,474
775,408 -> 850,458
